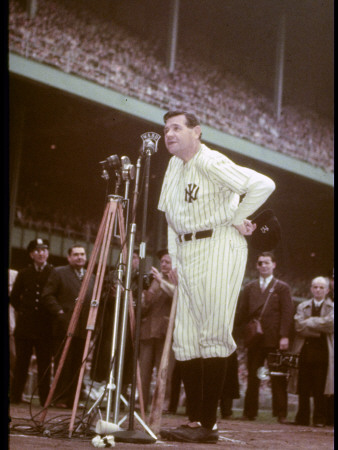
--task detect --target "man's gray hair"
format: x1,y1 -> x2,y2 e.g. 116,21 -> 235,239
311,276 -> 330,288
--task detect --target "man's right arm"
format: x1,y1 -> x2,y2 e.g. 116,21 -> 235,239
294,303 -> 321,337
41,268 -> 65,316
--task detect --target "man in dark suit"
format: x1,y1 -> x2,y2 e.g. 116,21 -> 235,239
10,238 -> 53,406
41,244 -> 95,408
238,252 -> 294,423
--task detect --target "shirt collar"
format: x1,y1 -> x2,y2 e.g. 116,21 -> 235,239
313,299 -> 324,307
259,275 -> 273,286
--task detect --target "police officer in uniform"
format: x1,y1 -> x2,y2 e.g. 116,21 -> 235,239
10,239 -> 53,406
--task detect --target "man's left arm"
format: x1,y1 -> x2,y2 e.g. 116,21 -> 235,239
304,306 -> 334,334
230,167 -> 276,226
278,282 -> 295,350
206,158 -> 275,227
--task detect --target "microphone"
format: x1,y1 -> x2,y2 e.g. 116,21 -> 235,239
144,139 -> 155,154
121,156 -> 135,181
140,132 -> 161,155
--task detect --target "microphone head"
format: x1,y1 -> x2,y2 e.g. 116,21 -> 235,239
140,132 -> 161,155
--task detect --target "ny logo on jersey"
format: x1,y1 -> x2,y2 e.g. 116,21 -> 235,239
260,225 -> 270,234
185,183 -> 199,203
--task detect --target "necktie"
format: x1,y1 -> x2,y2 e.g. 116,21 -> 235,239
261,279 -> 267,292
313,302 -> 321,316
76,269 -> 84,281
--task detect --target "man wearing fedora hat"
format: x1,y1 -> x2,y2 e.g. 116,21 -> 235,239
10,238 -> 53,406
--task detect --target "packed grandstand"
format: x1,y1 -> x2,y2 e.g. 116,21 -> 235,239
9,0 -> 333,173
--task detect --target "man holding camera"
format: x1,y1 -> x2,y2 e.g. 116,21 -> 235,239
139,249 -> 175,411
238,252 -> 294,423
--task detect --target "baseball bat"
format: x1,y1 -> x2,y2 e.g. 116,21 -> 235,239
148,287 -> 178,433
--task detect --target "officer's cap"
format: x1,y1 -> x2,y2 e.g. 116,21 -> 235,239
27,238 -> 49,253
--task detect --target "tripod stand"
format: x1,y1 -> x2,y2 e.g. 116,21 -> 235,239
68,194 -> 128,435
38,194 -> 145,434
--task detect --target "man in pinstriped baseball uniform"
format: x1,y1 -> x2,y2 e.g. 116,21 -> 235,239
158,110 -> 275,443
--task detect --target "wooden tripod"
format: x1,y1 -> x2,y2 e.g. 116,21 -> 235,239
38,195 -> 145,433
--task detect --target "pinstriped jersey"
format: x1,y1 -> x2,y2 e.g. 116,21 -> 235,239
158,144 -> 275,266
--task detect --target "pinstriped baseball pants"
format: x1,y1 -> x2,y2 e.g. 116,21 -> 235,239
173,225 -> 248,361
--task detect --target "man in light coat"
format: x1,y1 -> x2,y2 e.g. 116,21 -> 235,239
288,276 -> 334,427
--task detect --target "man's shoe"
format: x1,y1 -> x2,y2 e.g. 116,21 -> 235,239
240,415 -> 255,421
313,423 -> 325,428
160,425 -> 218,443
160,423 -> 199,440
289,421 -> 309,426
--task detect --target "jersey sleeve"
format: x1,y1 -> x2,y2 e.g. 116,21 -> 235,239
205,156 -> 276,225
158,159 -> 173,212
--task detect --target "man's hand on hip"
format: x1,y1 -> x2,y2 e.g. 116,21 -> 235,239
233,219 -> 257,236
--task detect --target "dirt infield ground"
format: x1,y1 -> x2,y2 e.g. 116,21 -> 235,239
8,403 -> 333,450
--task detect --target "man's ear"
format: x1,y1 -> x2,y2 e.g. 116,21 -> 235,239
193,125 -> 202,140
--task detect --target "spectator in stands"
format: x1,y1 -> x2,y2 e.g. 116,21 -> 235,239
8,0 -> 333,173
10,239 -> 54,406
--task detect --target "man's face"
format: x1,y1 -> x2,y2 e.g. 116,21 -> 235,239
164,115 -> 201,157
256,256 -> 276,278
160,254 -> 172,276
311,280 -> 329,301
132,252 -> 140,271
68,247 -> 86,269
30,248 -> 49,266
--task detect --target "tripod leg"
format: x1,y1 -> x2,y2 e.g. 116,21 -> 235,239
38,199 -> 112,425
69,199 -> 119,436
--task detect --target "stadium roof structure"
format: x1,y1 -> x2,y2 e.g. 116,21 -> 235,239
9,53 -> 333,187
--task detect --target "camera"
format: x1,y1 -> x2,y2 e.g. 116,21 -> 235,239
143,273 -> 154,290
257,351 -> 299,380
267,351 -> 299,372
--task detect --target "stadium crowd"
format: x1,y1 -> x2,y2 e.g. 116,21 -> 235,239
9,0 -> 333,172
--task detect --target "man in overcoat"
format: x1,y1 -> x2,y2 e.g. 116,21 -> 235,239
288,276 -> 334,427
237,251 -> 294,423
10,239 -> 53,406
